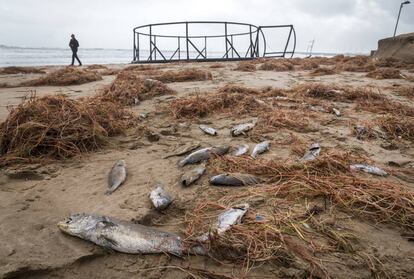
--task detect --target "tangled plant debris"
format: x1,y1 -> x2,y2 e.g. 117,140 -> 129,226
183,151 -> 414,276
101,71 -> 175,105
20,67 -> 102,86
0,95 -> 133,165
0,66 -> 46,75
153,68 -> 213,83
234,61 -> 257,72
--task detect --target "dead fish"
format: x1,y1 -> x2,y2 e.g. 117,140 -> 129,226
332,108 -> 341,117
181,166 -> 206,187
58,213 -> 184,256
178,145 -> 229,167
210,173 -> 262,186
197,204 -> 249,242
199,125 -> 217,136
350,164 -> 388,176
217,204 -> 249,233
162,142 -> 201,159
107,160 -> 127,194
139,113 -> 148,119
232,144 -> 249,156
301,143 -> 321,162
231,122 -> 255,137
251,141 -> 270,158
149,184 -> 172,210
308,105 -> 327,113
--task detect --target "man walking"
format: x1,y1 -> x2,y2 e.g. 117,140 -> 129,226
69,34 -> 82,66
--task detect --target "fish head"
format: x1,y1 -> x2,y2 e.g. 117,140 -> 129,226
116,160 -> 126,167
58,213 -> 103,237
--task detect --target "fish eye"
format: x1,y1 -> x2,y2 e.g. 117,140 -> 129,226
66,218 -> 72,224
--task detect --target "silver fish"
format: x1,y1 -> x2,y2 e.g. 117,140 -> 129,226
230,122 -> 255,137
178,145 -> 230,167
197,204 -> 249,242
301,143 -> 321,162
107,160 -> 127,194
181,166 -> 206,187
210,173 -> 262,186
199,125 -> 217,136
251,141 -> 270,158
232,144 -> 249,156
350,164 -> 388,176
149,184 -> 172,210
58,213 -> 183,255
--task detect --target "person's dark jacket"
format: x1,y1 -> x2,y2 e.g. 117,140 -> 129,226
69,38 -> 79,52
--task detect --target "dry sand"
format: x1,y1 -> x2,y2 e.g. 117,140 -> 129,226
0,60 -> 413,279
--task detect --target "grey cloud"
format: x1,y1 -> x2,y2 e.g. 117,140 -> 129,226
0,0 -> 413,53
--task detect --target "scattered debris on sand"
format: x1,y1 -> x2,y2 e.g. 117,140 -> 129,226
376,115 -> 414,141
0,66 -> 46,75
169,89 -> 267,119
153,68 -> 213,83
234,61 -> 257,72
21,67 -> 102,86
2,58 -> 414,278
258,59 -> 294,71
189,153 -> 414,273
101,72 -> 175,105
0,95 -> 133,165
209,63 -> 225,68
86,64 -> 108,70
366,68 -> 403,79
308,66 -> 336,76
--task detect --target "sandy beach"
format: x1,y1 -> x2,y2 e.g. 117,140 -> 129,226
0,58 -> 413,279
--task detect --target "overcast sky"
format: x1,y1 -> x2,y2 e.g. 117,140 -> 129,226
0,0 -> 413,53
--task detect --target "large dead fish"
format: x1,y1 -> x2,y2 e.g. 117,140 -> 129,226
251,141 -> 270,158
199,125 -> 217,136
301,143 -> 321,162
232,144 -> 249,156
107,160 -> 127,194
197,204 -> 249,242
149,184 -> 172,210
210,173 -> 262,186
178,145 -> 229,167
350,164 -> 388,176
230,122 -> 255,137
181,166 -> 206,187
58,213 -> 185,256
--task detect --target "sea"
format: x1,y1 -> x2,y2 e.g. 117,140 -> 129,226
0,45 -> 364,67
0,45 -> 133,66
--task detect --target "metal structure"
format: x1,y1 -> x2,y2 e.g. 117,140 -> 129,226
393,1 -> 410,37
132,21 -> 296,63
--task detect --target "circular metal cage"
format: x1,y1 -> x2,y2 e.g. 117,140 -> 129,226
132,21 -> 296,63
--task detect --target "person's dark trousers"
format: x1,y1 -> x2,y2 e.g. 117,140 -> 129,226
71,49 -> 82,66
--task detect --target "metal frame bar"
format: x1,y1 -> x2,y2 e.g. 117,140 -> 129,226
133,21 -> 296,63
